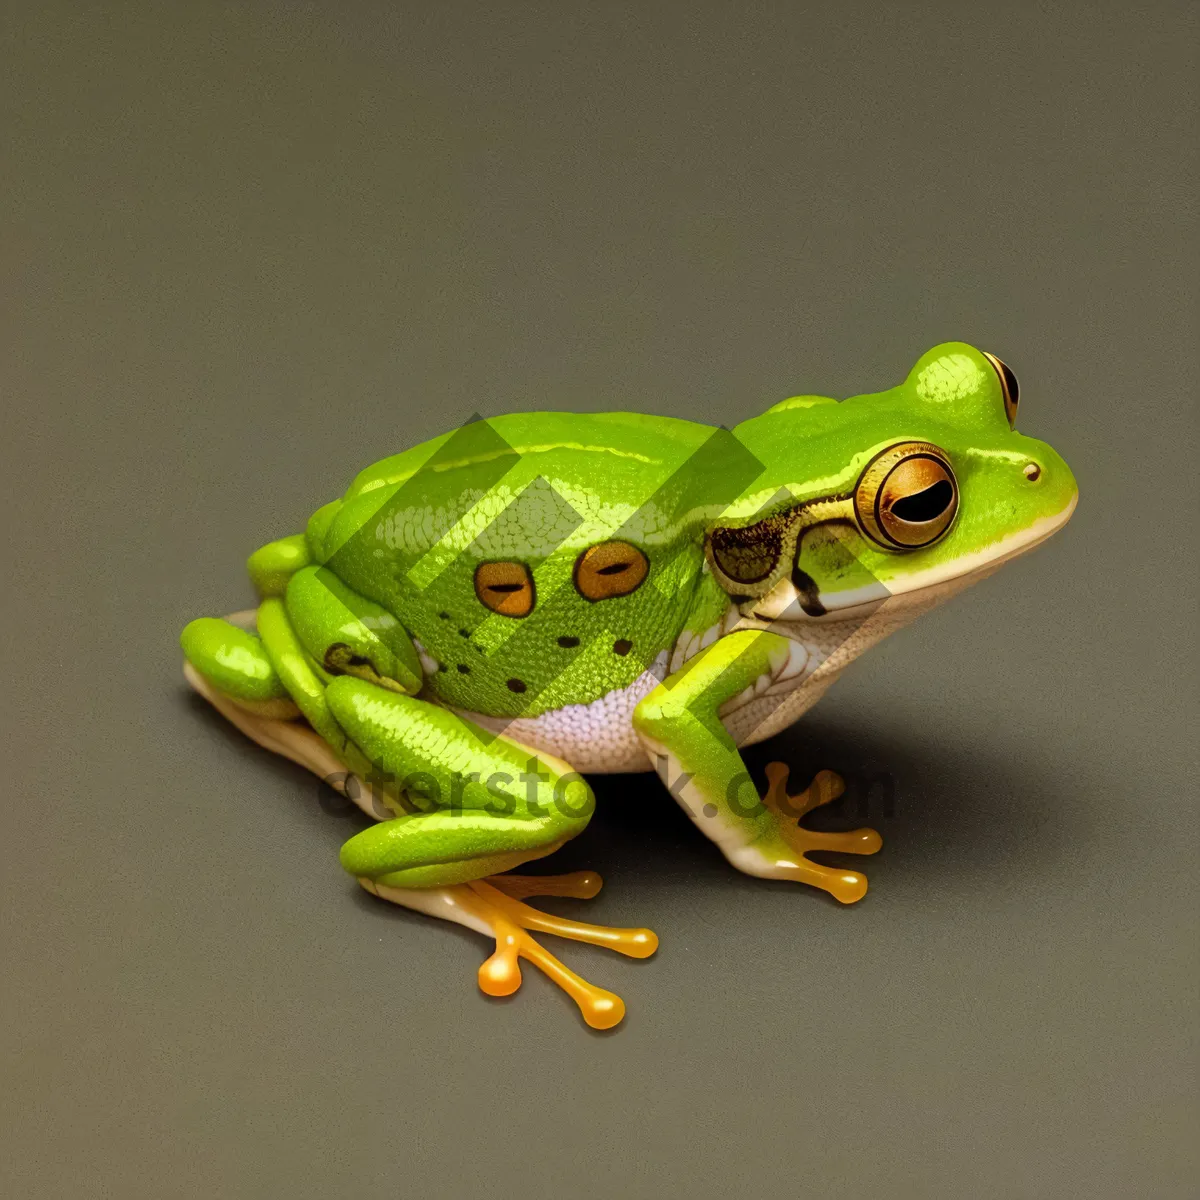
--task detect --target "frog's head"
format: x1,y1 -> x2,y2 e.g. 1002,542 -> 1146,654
713,343 -> 1078,624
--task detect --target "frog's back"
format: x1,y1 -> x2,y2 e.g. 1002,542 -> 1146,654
348,412 -> 712,525
310,411 -> 722,564
298,411 -> 734,727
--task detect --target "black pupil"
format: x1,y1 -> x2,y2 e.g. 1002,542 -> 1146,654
597,562 -> 629,575
998,360 -> 1019,409
488,583 -> 524,593
890,480 -> 953,523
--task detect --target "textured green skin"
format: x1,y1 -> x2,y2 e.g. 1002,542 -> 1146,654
181,343 -> 1078,890
309,411 -> 720,718
329,679 -> 592,888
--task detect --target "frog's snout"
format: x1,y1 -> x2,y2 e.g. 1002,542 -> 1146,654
1016,438 -> 1079,524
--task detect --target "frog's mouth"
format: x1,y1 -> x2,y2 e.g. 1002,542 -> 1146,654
746,492 -> 1077,626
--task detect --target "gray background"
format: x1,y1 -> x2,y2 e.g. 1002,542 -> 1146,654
3,2 -> 1196,1197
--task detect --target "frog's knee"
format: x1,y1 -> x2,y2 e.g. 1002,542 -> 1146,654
339,818 -> 406,881
286,566 -> 423,694
181,618 -> 288,704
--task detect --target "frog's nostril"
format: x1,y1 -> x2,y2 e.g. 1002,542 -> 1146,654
1023,462 -> 1041,481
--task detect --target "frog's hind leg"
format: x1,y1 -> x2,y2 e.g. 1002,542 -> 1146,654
326,677 -> 659,1028
182,659 -> 400,821
183,645 -> 658,1029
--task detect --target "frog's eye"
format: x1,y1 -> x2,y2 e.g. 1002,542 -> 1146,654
474,561 -> 536,617
854,442 -> 959,550
708,519 -> 783,587
982,351 -> 1019,428
573,541 -> 649,601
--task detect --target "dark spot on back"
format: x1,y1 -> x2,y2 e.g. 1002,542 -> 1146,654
439,611 -> 450,620
458,628 -> 470,637
506,678 -> 527,693
457,664 -> 470,674
557,636 -> 580,648
613,639 -> 632,656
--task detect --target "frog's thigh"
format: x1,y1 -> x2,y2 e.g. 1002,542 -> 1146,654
327,677 -> 595,889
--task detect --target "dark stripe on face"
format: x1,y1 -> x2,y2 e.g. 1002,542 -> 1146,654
790,564 -> 827,617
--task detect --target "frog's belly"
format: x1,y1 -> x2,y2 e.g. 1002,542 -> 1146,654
453,648 -> 833,774
453,652 -> 668,773
452,584 -> 954,774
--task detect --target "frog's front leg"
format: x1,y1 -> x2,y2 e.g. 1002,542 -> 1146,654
633,629 -> 881,903
327,679 -> 657,1028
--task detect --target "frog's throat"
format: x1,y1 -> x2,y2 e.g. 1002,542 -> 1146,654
746,492 -> 1077,623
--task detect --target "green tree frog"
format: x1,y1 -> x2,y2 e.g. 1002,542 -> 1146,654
181,343 -> 1077,1028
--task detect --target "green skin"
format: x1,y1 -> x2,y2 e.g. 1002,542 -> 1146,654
181,343 -> 1078,896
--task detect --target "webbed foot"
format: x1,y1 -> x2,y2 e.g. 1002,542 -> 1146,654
758,763 -> 882,904
360,871 -> 658,1030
